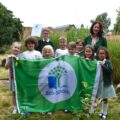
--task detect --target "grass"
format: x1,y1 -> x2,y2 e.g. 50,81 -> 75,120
0,54 -> 9,79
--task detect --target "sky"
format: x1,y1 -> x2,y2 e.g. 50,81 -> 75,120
0,0 -> 120,29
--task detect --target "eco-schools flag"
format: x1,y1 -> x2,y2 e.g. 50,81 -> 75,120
14,55 -> 100,113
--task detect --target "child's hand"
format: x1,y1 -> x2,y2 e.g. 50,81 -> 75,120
93,102 -> 98,108
99,61 -> 104,66
8,54 -> 16,59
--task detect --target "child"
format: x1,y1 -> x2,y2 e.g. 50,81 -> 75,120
84,45 -> 94,60
22,36 -> 42,59
96,47 -> 116,120
42,45 -> 54,115
36,27 -> 54,52
68,41 -> 77,55
42,45 -> 54,58
21,36 -> 42,115
5,42 -> 21,114
55,36 -> 68,57
76,39 -> 84,57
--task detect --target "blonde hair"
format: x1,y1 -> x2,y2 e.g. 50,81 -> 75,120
68,41 -> 76,49
42,45 -> 54,57
59,36 -> 67,42
12,42 -> 21,48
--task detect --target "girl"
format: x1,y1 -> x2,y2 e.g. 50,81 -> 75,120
84,45 -> 94,60
96,47 -> 116,120
5,42 -> 21,114
42,45 -> 54,58
22,36 -> 42,59
76,39 -> 84,57
55,36 -> 68,57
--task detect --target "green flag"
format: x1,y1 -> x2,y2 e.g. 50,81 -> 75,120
14,55 -> 101,113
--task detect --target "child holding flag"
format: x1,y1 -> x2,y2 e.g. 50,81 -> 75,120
42,45 -> 54,115
5,42 -> 21,114
96,47 -> 116,120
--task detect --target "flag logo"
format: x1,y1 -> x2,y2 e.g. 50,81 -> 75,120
38,60 -> 77,103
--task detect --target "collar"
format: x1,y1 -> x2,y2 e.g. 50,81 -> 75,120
43,39 -> 50,42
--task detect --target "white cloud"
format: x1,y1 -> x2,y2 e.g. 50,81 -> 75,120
0,0 -> 120,29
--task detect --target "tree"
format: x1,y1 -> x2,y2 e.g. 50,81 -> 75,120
113,8 -> 120,34
91,12 -> 111,33
0,3 -> 23,47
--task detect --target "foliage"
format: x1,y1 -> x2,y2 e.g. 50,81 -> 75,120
91,12 -> 111,33
0,3 -> 23,47
50,32 -> 60,49
108,40 -> 120,84
72,82 -> 92,119
113,7 -> 120,34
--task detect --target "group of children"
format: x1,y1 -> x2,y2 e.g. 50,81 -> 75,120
5,36 -> 116,119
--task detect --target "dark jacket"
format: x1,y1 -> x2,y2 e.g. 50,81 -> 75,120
84,35 -> 107,52
102,59 -> 113,86
36,40 -> 54,52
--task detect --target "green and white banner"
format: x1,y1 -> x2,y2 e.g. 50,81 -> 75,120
13,55 -> 101,113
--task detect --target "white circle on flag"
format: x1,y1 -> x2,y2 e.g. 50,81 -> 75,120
38,60 -> 77,103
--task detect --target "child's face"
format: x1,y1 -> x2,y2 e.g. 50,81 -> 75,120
68,48 -> 76,55
59,39 -> 67,49
85,47 -> 93,59
43,48 -> 53,58
12,43 -> 20,55
27,43 -> 35,51
76,42 -> 83,51
42,30 -> 49,40
98,49 -> 106,60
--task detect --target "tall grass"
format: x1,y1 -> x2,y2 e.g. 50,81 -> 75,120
108,40 -> 120,84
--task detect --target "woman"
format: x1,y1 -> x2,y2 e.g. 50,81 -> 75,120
84,21 -> 107,52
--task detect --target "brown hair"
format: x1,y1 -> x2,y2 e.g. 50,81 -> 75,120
25,36 -> 38,48
41,27 -> 50,34
97,47 -> 110,59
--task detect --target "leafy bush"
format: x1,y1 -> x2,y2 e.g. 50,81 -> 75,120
0,3 -> 23,47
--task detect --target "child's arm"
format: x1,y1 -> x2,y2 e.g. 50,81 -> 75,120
100,60 -> 112,73
5,54 -> 16,69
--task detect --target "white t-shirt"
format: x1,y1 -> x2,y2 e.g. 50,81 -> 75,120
22,50 -> 42,59
55,48 -> 68,57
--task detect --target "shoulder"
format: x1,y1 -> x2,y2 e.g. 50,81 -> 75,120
84,35 -> 91,40
99,36 -> 107,41
105,59 -> 111,64
84,35 -> 92,45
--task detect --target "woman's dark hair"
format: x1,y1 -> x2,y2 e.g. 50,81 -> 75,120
25,36 -> 38,48
97,47 -> 110,59
90,21 -> 103,37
